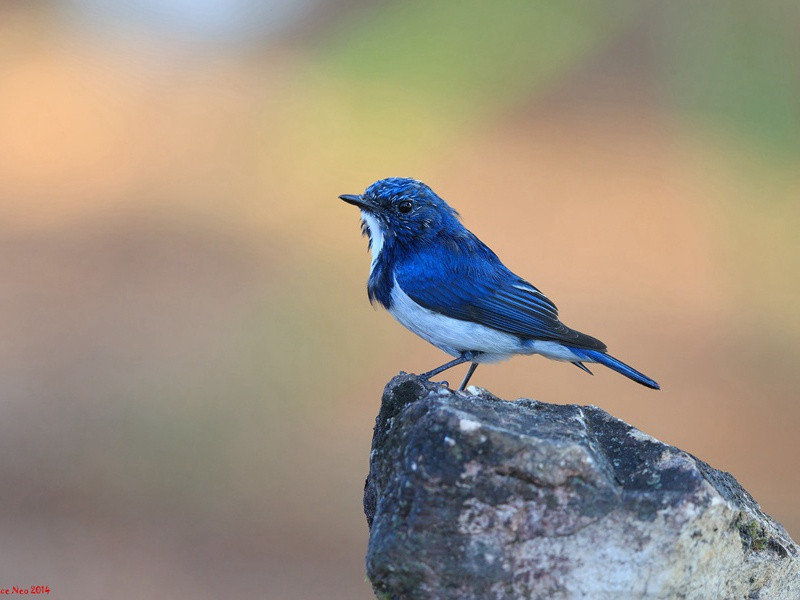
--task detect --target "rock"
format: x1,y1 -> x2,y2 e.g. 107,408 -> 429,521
363,374 -> 800,600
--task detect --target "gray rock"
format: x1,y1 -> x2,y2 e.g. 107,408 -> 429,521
363,374 -> 800,599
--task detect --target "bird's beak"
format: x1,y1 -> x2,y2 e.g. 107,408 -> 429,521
339,194 -> 372,211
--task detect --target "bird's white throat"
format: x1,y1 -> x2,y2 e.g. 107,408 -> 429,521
361,211 -> 385,272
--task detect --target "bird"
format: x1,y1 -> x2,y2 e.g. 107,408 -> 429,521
340,177 -> 659,392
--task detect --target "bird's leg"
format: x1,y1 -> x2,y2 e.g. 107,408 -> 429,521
419,351 -> 477,381
458,363 -> 479,391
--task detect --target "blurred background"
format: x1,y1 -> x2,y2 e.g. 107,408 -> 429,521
1,1 -> 799,598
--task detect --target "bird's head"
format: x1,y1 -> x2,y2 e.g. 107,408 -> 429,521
339,177 -> 460,249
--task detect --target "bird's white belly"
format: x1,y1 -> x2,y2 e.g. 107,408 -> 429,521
388,279 -> 583,364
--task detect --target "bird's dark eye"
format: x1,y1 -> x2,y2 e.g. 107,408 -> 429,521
397,200 -> 413,214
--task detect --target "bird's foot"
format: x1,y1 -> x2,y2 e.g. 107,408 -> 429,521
416,373 -> 450,387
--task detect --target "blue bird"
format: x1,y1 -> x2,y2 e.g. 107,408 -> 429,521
340,177 -> 659,392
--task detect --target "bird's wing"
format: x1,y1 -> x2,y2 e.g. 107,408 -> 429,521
394,233 -> 607,351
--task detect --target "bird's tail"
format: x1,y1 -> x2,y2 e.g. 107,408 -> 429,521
569,348 -> 660,390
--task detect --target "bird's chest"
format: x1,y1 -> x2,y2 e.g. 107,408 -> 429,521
367,250 -> 395,309
368,242 -> 432,310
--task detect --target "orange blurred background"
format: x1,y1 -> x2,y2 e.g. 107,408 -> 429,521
1,2 -> 798,598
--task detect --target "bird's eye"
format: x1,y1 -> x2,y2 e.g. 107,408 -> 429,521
397,200 -> 413,214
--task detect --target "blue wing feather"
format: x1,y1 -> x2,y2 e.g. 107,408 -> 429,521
394,230 -> 607,351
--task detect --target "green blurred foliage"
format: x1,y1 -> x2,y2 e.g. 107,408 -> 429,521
287,1 -> 641,177
319,0 -> 638,110
659,2 -> 800,160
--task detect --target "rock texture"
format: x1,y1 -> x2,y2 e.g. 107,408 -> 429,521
363,374 -> 800,600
